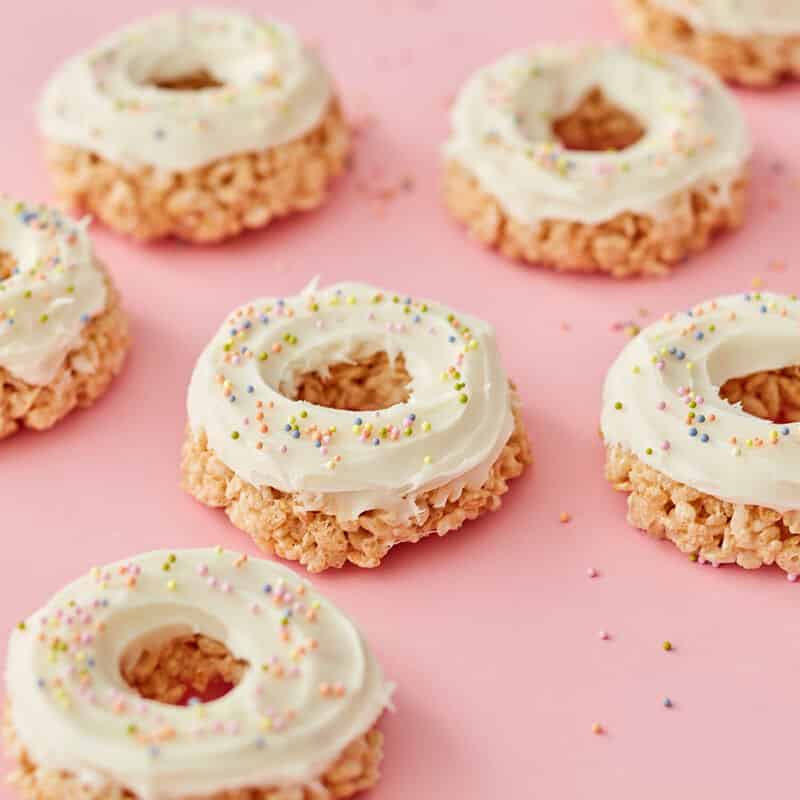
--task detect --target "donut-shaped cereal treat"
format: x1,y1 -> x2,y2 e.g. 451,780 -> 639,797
602,293 -> 800,574
0,197 -> 129,438
182,281 -> 531,572
443,45 -> 750,277
38,9 -> 349,243
618,0 -> 800,87
3,549 -> 392,800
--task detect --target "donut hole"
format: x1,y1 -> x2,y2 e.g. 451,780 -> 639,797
121,631 -> 248,706
552,87 -> 646,152
0,249 -> 16,281
720,367 -> 800,424
148,68 -> 224,91
289,351 -> 412,412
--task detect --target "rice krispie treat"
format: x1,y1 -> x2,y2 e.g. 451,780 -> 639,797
0,197 -> 129,439
602,292 -> 800,574
443,45 -> 750,277
618,0 -> 800,87
38,9 -> 349,243
3,548 -> 392,800
182,281 -> 531,572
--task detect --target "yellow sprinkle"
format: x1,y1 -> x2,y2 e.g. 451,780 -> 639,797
166,580 -> 177,591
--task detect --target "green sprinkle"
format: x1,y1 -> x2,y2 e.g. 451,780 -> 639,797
231,431 -> 240,440
614,402 -> 623,410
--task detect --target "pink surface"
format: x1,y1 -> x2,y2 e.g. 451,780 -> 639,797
2,2 -> 800,798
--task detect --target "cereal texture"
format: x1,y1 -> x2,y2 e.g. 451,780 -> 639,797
0,272 -> 130,439
606,367 -> 800,572
44,101 -> 349,244
122,634 -> 249,706
182,373 -> 531,572
619,0 -> 800,87
444,160 -> 746,278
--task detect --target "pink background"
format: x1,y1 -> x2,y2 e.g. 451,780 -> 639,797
2,1 -> 800,798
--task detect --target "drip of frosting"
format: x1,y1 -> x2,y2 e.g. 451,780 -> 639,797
187,280 -> 515,524
0,198 -> 107,385
38,9 -> 332,171
444,44 -> 750,225
5,549 -> 392,800
651,0 -> 800,36
602,292 -> 800,511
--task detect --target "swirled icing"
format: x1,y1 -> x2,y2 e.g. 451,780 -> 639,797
602,292 -> 800,511
0,198 -> 106,385
39,9 -> 332,171
5,548 -> 392,800
187,280 -> 515,523
650,0 -> 800,36
444,44 -> 750,225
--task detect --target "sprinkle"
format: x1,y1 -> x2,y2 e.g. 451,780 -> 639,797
591,723 -> 604,735
663,697 -> 673,708
586,567 -> 598,578
662,640 -> 673,652
559,512 -> 571,524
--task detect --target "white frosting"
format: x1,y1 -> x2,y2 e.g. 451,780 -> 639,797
651,0 -> 800,36
444,44 -> 750,225
39,9 -> 332,171
187,280 -> 515,523
602,292 -> 800,512
0,198 -> 107,385
5,548 -> 392,800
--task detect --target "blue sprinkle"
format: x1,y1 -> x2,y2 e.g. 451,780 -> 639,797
373,438 -> 380,446
87,658 -> 95,668
404,296 -> 412,305
669,347 -> 677,355
744,293 -> 751,301
243,321 -> 252,329
284,424 -> 292,432
689,427 -> 698,437
663,697 -> 673,708
291,430 -> 300,439
263,583 -> 272,594
354,417 -> 363,426
80,313 -> 89,324
697,414 -> 706,423
255,737 -> 267,749
676,351 -> 685,360
277,298 -> 285,306
229,395 -> 236,403
154,129 -> 166,140
700,433 -> 709,443
448,336 -> 456,343
760,305 -> 768,313
409,414 -> 416,421
314,440 -> 322,448
782,427 -> 791,436
149,746 -> 160,759
413,314 -> 421,323
260,315 -> 269,324
687,310 -> 694,317
229,328 -> 238,336
695,332 -> 704,340
240,346 -> 248,354
246,385 -> 254,394
37,678 -> 46,689
101,599 -> 109,607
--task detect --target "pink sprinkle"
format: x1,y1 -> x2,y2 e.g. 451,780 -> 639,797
657,401 -> 667,411
597,631 -> 610,640
280,445 -> 288,454
661,441 -> 671,451
788,573 -> 798,583
655,361 -> 665,371
196,564 -> 209,577
207,577 -> 218,588
221,582 -> 232,593
587,567 -> 598,578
